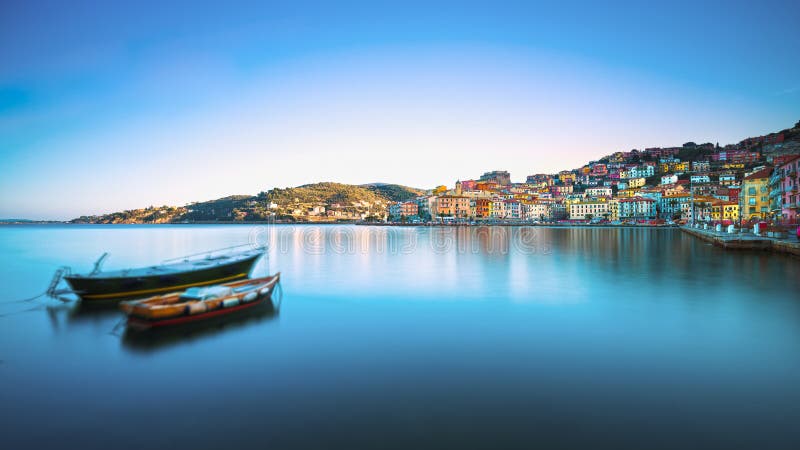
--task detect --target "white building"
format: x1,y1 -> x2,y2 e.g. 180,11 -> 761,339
491,200 -> 506,218
523,202 -> 550,221
618,197 -> 657,220
569,201 -> 610,220
623,165 -> 655,179
504,200 -> 521,219
585,186 -> 612,198
661,174 -> 678,185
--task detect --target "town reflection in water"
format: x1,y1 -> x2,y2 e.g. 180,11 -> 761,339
3,225 -> 800,449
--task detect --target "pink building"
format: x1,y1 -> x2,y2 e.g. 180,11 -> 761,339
591,163 -> 608,176
461,180 -> 477,191
777,155 -> 800,223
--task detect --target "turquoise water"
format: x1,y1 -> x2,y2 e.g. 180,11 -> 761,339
1,224 -> 799,449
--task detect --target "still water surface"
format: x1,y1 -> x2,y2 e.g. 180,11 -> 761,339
1,225 -> 799,449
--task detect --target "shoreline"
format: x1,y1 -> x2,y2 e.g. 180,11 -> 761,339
2,221 -> 680,228
680,226 -> 800,257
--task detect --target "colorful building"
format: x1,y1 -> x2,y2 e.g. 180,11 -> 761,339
436,195 -> 471,218
710,201 -> 739,222
569,200 -> 610,220
659,193 -> 691,220
475,198 -> 492,219
628,177 -> 646,188
618,197 -> 657,220
740,167 -> 771,221
774,155 -> 800,223
585,186 -> 612,198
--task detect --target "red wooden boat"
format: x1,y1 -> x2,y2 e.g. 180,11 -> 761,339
120,273 -> 280,330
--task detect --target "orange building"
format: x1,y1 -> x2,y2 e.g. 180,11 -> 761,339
475,198 -> 492,218
436,196 -> 471,218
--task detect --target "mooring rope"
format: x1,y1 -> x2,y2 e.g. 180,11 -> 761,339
0,304 -> 46,318
0,291 -> 46,305
108,317 -> 127,338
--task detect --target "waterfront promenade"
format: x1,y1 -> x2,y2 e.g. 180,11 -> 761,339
681,226 -> 800,257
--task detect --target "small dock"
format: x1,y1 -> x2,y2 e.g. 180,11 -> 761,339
681,226 -> 800,257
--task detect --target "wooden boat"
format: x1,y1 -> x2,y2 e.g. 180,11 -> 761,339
61,248 -> 264,301
120,273 -> 280,329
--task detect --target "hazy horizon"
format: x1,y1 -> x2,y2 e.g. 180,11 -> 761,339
2,1 -> 799,220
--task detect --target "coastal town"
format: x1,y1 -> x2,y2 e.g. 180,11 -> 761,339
386,121 -> 800,230
67,120 -> 800,233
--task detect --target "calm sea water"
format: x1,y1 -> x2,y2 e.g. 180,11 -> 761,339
1,224 -> 799,449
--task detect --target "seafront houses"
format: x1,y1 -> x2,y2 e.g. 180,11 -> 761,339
377,125 -> 799,225
416,196 -> 437,220
773,155 -> 800,223
607,198 -> 619,221
710,201 -> 740,222
692,196 -> 717,223
659,193 -> 691,220
436,195 -> 472,219
569,200 -> 609,220
550,202 -> 568,220
523,201 -> 550,221
388,201 -> 419,219
504,200 -> 522,220
618,197 -> 656,220
475,198 -> 492,219
491,199 -> 506,219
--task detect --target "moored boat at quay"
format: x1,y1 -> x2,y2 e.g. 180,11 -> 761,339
120,274 -> 280,329
61,247 -> 265,301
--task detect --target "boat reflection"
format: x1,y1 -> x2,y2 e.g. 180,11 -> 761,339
120,301 -> 280,354
45,296 -> 124,325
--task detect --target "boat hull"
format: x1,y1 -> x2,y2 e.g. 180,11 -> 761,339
126,277 -> 279,330
64,253 -> 261,301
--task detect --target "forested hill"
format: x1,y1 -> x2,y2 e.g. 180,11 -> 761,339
70,182 -> 425,223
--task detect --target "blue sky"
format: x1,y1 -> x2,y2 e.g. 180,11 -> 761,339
1,0 -> 799,219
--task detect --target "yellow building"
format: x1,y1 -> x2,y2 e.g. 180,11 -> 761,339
710,201 -> 739,221
628,177 -> 646,188
662,184 -> 686,196
617,188 -> 637,198
659,161 -> 689,173
608,198 -> 619,221
672,162 -> 689,172
740,167 -> 772,220
558,171 -> 576,183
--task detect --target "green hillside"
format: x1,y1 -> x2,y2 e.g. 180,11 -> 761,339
70,182 -> 426,223
362,183 -> 426,202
